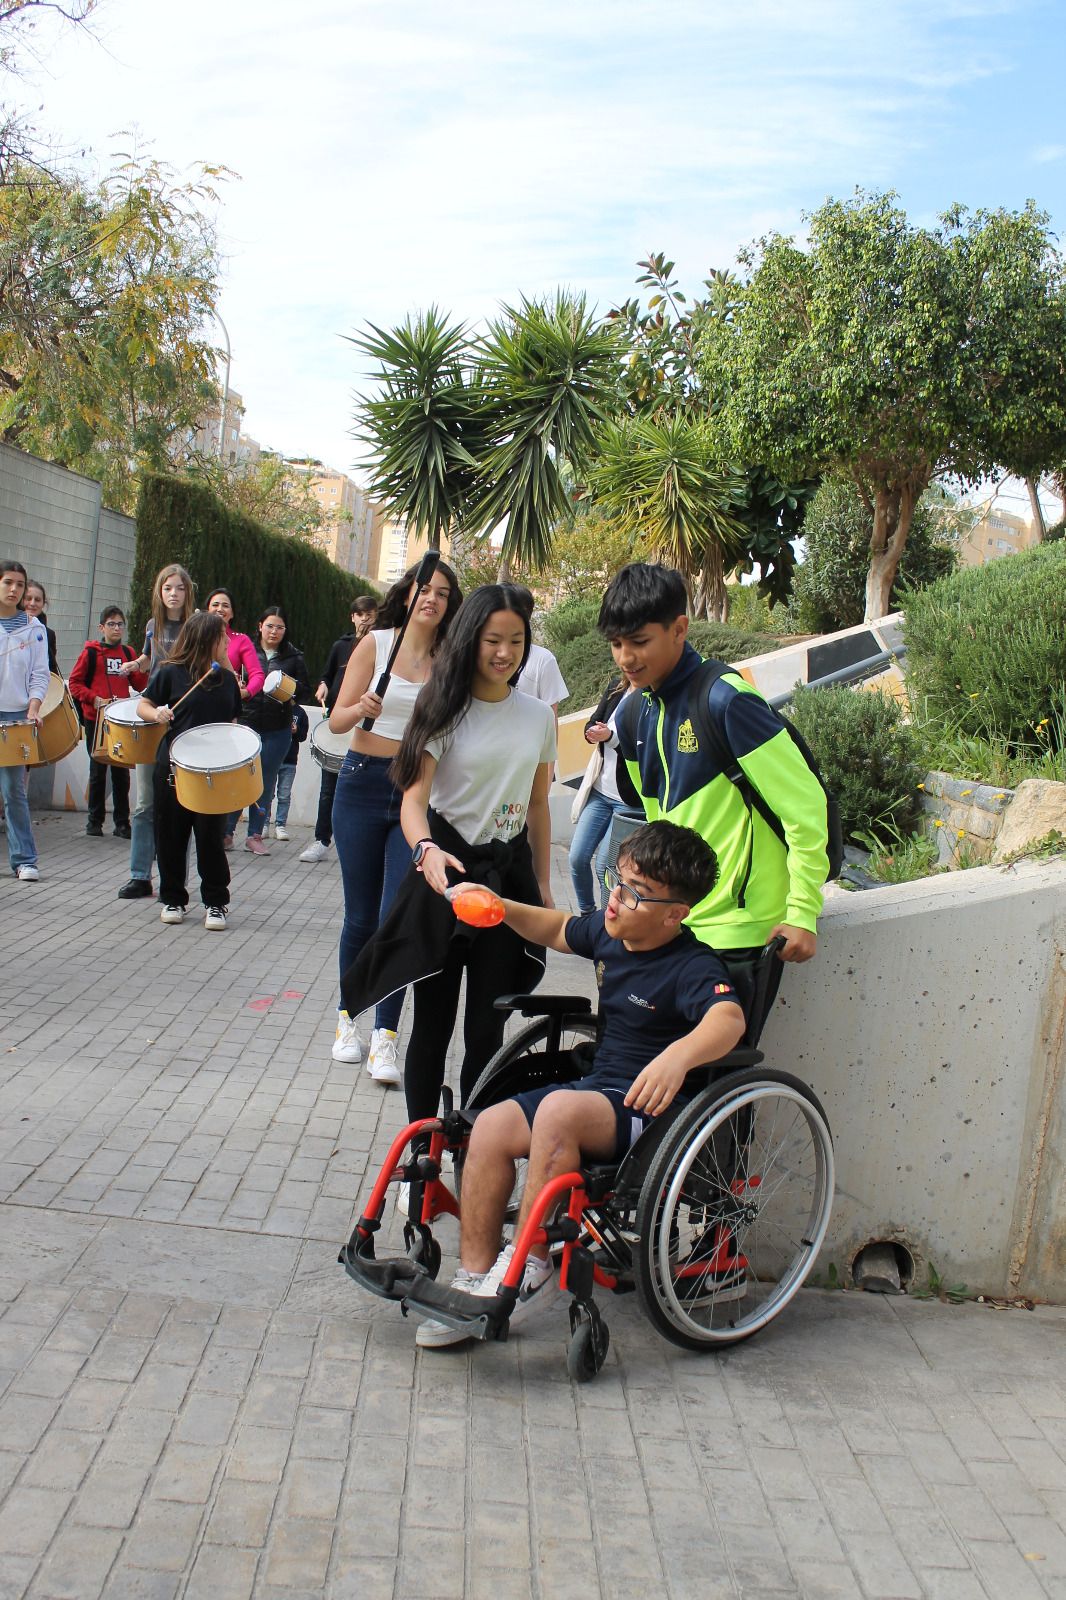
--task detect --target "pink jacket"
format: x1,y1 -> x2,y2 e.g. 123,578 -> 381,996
226,629 -> 265,696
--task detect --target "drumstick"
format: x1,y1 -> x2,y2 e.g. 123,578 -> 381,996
166,661 -> 222,716
360,549 -> 440,732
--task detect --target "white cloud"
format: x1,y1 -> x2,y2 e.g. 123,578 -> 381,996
1032,143 -> 1066,164
13,0 -> 1054,475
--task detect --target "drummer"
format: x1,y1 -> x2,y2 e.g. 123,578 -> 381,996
137,611 -> 242,930
0,559 -> 50,881
119,563 -> 196,902
225,606 -> 311,855
68,606 -> 147,839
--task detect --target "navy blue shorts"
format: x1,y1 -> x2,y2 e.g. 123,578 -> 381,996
511,1081 -> 655,1162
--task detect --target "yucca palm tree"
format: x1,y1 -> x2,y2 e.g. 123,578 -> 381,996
471,293 -> 622,576
586,414 -> 748,620
348,307 -> 486,554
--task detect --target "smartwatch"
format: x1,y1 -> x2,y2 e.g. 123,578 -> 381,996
412,838 -> 438,866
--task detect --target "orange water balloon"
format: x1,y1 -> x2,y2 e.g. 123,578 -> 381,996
451,887 -> 505,928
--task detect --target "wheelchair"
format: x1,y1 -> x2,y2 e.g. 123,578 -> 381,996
338,938 -> 834,1381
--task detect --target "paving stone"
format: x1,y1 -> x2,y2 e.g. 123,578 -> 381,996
0,1486 -> 72,1556
262,1518 -> 333,1588
32,1525 -> 123,1599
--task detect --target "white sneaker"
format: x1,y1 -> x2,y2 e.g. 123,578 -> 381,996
332,1009 -> 363,1063
274,824 -> 290,841
484,1244 -> 556,1328
16,864 -> 39,881
367,1028 -> 401,1085
160,904 -> 186,924
204,905 -> 228,931
415,1266 -> 493,1348
299,840 -> 330,863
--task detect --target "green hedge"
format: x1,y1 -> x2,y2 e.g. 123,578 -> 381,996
556,619 -> 781,716
903,542 -> 1066,746
132,473 -> 377,681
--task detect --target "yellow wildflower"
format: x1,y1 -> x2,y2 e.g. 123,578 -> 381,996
916,782 -> 925,791
961,789 -> 972,797
933,819 -> 944,829
969,693 -> 979,701
957,830 -> 965,839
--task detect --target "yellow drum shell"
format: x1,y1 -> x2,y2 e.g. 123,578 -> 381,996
170,723 -> 263,815
0,674 -> 80,767
98,699 -> 167,766
264,669 -> 297,703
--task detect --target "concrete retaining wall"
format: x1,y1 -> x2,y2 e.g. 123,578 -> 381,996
766,860 -> 1066,1303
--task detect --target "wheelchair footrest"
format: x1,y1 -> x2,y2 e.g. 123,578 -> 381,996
338,1241 -> 429,1302
402,1277 -> 517,1342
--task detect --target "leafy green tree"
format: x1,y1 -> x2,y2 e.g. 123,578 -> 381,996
0,144 -> 226,510
702,192 -> 1066,620
791,478 -> 964,633
185,454 -> 343,548
540,506 -> 639,604
604,255 -> 816,614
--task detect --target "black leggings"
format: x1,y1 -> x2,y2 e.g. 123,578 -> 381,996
403,938 -> 510,1122
153,767 -> 230,909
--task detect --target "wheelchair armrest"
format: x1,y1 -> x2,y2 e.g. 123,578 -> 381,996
492,993 -> 593,1018
682,1047 -> 764,1086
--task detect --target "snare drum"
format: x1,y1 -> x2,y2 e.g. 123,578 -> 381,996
263,669 -> 296,703
309,719 -> 351,775
0,673 -> 80,767
170,724 -> 263,814
97,698 -> 166,766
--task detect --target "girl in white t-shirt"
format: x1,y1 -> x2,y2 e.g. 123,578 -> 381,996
343,585 -> 556,1121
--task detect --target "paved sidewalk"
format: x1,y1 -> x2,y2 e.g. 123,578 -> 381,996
1,812 -> 1064,1600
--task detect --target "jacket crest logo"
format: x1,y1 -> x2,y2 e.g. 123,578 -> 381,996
676,718 -> 699,754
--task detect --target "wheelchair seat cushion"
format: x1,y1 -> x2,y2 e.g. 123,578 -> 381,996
512,1079 -> 662,1163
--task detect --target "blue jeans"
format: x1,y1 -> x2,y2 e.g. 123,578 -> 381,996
568,790 -> 627,912
239,727 -> 291,840
332,752 -> 409,1032
0,713 -> 37,870
129,766 -> 154,881
271,762 -> 296,826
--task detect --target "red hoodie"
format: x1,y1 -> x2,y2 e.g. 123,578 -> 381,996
68,639 -> 148,725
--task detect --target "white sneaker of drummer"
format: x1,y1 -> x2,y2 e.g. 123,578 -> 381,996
332,1009 -> 363,1063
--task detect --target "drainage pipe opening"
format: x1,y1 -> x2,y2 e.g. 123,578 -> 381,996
851,1240 -> 916,1294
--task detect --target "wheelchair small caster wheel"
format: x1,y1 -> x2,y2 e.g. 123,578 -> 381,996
567,1309 -> 610,1382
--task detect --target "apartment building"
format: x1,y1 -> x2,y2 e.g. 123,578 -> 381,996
958,505 -> 1039,567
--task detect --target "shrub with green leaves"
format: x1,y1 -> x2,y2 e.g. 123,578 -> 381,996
543,597 -> 602,655
788,685 -> 921,843
902,542 -> 1066,747
133,472 -> 377,680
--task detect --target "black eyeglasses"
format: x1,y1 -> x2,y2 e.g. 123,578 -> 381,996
602,864 -> 683,911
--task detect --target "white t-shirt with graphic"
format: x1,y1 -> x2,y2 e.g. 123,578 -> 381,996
426,689 -> 556,845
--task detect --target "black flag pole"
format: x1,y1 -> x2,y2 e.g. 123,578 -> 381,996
360,549 -> 441,731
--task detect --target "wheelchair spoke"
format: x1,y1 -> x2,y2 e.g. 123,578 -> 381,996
634,1075 -> 834,1347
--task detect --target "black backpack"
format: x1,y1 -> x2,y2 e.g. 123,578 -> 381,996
618,658 -> 844,882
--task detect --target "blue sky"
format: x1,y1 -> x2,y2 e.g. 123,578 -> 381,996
17,0 -> 1066,480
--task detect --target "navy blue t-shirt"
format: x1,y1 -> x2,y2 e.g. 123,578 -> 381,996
563,912 -> 740,1092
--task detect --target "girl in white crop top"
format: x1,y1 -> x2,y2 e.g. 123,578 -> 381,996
327,558 -> 461,1076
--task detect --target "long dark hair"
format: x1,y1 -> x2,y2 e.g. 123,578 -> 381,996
391,584 -> 531,791
205,587 -> 238,625
376,558 -> 461,653
167,611 -> 230,684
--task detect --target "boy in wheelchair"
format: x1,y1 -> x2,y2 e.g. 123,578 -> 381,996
415,820 -> 747,1348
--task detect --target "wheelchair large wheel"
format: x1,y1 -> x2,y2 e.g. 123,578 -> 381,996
633,1069 -> 833,1350
464,1015 -> 599,1111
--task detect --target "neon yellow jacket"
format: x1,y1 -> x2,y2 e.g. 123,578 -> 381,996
615,645 -> 829,950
